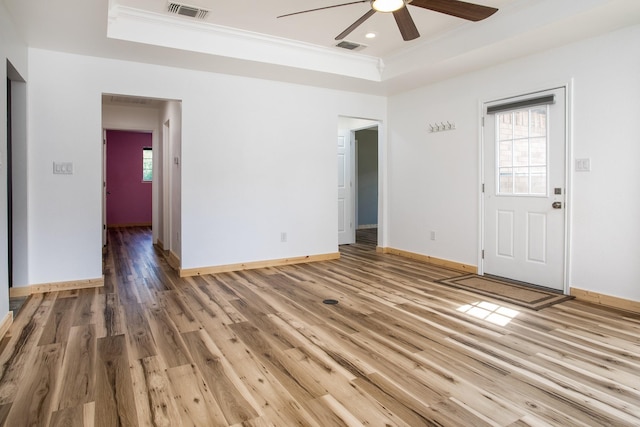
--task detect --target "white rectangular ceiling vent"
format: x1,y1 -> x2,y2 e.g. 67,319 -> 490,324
167,2 -> 209,19
335,41 -> 367,52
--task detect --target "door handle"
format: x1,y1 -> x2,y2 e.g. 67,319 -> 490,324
552,201 -> 562,209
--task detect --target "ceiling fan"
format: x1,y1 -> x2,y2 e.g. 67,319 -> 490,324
277,0 -> 498,42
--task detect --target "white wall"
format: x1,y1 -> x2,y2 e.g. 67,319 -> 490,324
1,1 -> 28,313
25,48 -> 386,285
160,101 -> 182,260
180,79 -> 385,268
388,24 -> 640,302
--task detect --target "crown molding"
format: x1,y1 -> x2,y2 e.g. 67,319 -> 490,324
107,5 -> 384,82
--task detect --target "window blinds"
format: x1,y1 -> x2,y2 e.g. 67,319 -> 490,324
486,95 -> 555,115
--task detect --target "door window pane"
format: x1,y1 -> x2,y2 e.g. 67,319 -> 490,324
499,140 -> 512,167
495,107 -> 548,196
513,139 -> 529,166
499,114 -> 513,139
530,167 -> 546,194
530,138 -> 546,166
530,107 -> 547,137
499,168 -> 513,194
514,167 -> 530,194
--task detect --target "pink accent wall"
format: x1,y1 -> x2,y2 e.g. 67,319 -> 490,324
106,130 -> 152,226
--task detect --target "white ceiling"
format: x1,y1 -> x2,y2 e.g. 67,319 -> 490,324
4,0 -> 640,95
118,0 -> 511,58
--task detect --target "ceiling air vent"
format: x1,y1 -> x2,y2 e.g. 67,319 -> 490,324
335,40 -> 366,51
167,2 -> 209,19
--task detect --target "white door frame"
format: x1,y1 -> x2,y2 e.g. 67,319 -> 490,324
163,119 -> 172,252
338,117 -> 383,247
102,130 -> 107,246
478,81 -> 574,294
337,130 -> 354,245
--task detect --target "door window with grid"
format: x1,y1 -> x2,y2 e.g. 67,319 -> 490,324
496,106 -> 548,196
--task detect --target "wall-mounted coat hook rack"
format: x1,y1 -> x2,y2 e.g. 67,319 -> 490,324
428,121 -> 456,133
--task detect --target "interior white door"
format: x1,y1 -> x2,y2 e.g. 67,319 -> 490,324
337,133 -> 354,245
102,130 -> 107,246
483,88 -> 566,291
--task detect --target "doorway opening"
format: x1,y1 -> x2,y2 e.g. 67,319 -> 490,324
102,94 -> 183,271
337,117 -> 381,248
6,61 -> 27,291
354,126 -> 379,244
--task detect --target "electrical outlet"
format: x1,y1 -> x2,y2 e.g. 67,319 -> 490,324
280,232 -> 287,243
430,231 -> 436,241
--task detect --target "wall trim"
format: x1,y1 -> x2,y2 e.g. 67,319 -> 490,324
570,287 -> 640,314
357,224 -> 378,230
9,277 -> 104,297
378,247 -> 477,274
0,312 -> 12,341
167,251 -> 181,271
108,223 -> 152,228
180,252 -> 340,277
155,239 -> 165,251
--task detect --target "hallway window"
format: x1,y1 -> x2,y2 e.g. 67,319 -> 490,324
142,147 -> 152,181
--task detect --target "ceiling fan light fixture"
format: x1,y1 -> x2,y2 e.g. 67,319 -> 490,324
370,0 -> 405,13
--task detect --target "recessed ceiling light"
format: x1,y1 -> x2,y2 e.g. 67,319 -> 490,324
365,32 -> 377,39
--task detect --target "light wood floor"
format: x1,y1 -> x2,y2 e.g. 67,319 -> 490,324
0,227 -> 639,426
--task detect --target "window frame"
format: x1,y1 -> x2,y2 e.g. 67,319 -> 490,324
142,146 -> 153,182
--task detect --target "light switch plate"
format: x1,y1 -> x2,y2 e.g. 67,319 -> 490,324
575,158 -> 591,172
53,162 -> 73,175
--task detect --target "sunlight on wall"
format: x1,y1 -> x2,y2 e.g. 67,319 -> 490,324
457,301 -> 519,326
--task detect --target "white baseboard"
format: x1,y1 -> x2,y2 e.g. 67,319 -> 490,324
357,224 -> 378,230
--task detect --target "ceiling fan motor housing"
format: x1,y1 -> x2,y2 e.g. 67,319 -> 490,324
370,0 -> 407,13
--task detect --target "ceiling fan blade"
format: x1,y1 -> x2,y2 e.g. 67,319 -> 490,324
409,0 -> 498,21
335,9 -> 377,40
277,0 -> 367,19
393,7 -> 420,41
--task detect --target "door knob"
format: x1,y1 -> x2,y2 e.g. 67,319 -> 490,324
552,201 -> 562,209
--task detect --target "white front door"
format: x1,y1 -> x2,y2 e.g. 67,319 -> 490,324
483,88 -> 566,291
338,132 -> 354,245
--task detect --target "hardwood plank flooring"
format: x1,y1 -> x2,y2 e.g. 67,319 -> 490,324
0,226 -> 639,426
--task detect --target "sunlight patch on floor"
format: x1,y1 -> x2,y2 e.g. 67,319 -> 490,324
457,301 -> 519,326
